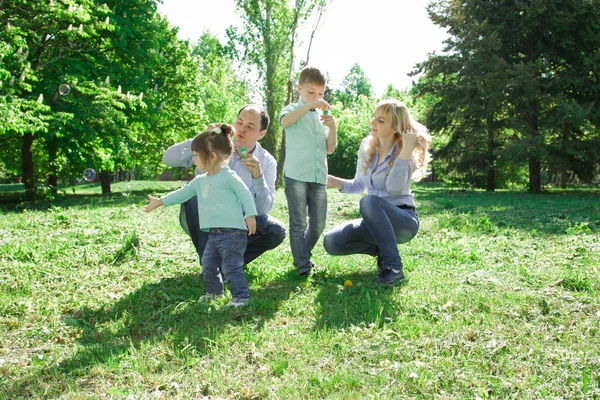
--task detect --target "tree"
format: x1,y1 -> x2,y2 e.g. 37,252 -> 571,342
0,0 -> 209,195
419,0 -> 600,192
226,0 -> 320,160
334,63 -> 373,110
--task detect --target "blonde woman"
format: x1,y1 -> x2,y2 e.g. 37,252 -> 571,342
324,100 -> 431,284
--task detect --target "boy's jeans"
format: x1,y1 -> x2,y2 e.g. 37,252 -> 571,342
323,195 -> 419,270
284,176 -> 327,270
180,196 -> 286,265
201,228 -> 249,301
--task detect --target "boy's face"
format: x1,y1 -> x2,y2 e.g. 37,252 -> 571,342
297,82 -> 325,103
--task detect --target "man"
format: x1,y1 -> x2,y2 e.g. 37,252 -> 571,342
162,104 -> 286,265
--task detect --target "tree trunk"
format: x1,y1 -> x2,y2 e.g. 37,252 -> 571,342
22,133 -> 36,200
559,163 -> 568,189
276,133 -> 286,188
486,117 -> 495,192
99,170 -> 112,194
47,138 -> 59,194
528,155 -> 541,193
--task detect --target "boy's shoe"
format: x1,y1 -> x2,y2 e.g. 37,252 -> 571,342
297,261 -> 319,277
226,298 -> 249,308
197,293 -> 223,303
375,267 -> 405,285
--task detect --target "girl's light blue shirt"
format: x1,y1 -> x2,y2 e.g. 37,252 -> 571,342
161,166 -> 258,231
340,137 -> 417,208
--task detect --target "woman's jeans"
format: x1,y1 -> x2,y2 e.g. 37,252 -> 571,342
284,176 -> 327,271
201,228 -> 249,301
323,195 -> 419,270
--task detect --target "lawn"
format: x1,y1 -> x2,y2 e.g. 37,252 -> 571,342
0,181 -> 599,399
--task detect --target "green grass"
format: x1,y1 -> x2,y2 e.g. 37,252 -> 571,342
0,181 -> 599,399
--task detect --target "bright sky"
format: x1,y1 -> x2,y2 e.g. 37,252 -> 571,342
156,0 -> 449,97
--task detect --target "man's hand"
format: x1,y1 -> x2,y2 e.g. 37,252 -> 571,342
241,154 -> 263,179
206,123 -> 223,131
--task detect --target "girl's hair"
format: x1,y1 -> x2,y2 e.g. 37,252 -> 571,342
362,99 -> 432,181
191,124 -> 235,166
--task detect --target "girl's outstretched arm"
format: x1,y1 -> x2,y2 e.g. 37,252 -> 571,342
143,195 -> 164,213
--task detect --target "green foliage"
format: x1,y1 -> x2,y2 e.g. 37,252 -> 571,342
417,0 -> 600,192
333,63 -> 374,110
327,97 -> 374,178
0,1 -> 250,194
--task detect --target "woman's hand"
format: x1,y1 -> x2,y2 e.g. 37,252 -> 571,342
399,130 -> 418,160
327,174 -> 344,190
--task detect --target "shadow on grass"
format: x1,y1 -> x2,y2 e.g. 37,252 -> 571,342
6,263 -> 404,397
310,270 -> 404,330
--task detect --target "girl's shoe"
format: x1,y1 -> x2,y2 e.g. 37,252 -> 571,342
227,298 -> 249,308
197,293 -> 223,303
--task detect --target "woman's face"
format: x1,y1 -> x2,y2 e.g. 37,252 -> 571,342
370,108 -> 397,139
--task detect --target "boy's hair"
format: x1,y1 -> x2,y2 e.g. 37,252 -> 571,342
298,66 -> 326,86
191,124 -> 235,165
238,104 -> 270,132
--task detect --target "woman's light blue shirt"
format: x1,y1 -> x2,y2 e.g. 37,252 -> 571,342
340,137 -> 417,208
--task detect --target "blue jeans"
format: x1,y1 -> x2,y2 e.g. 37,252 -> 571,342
284,177 -> 327,269
323,195 -> 419,270
201,228 -> 249,301
179,196 -> 286,265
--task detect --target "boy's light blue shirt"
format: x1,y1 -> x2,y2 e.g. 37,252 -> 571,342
339,137 -> 417,208
160,166 -> 258,231
279,99 -> 329,185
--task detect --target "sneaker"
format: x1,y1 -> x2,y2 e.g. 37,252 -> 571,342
197,293 -> 223,303
226,298 -> 249,308
297,261 -> 319,277
375,267 -> 405,285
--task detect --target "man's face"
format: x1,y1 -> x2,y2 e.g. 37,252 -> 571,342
234,107 -> 266,150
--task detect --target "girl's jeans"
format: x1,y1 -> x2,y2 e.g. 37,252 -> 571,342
201,228 -> 249,301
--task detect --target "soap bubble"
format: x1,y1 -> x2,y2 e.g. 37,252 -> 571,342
58,84 -> 70,95
83,168 -> 96,182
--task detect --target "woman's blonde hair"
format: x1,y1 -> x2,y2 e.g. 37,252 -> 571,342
362,99 -> 432,181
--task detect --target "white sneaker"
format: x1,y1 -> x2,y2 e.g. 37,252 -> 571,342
197,293 -> 223,303
226,298 -> 249,308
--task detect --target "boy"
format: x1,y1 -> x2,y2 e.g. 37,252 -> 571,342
279,66 -> 337,276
